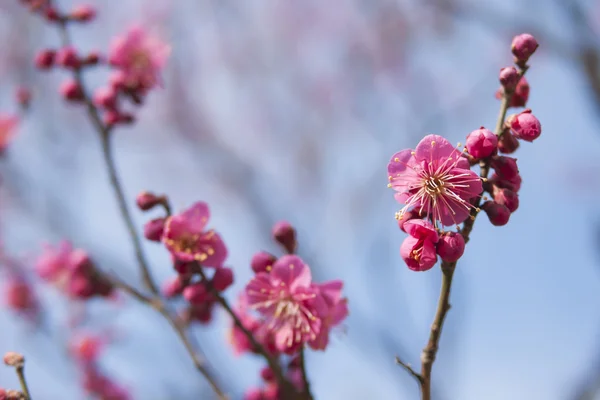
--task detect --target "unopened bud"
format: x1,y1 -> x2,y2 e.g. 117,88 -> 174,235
436,232 -> 465,263
272,221 -> 297,254
143,218 -> 166,242
490,156 -> 519,180
509,109 -> 541,142
136,191 -> 165,211
499,67 -> 519,91
3,352 -> 24,368
511,33 -> 539,66
482,201 -> 511,226
465,127 -> 497,159
212,267 -> 234,291
250,251 -> 277,273
497,131 -> 520,154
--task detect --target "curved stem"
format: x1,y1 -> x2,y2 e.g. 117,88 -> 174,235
46,16 -> 229,400
16,366 -> 32,400
299,348 -> 314,400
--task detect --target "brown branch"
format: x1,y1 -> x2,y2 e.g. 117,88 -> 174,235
16,365 -> 32,400
299,348 -> 314,400
405,68 -> 529,400
31,14 -> 231,400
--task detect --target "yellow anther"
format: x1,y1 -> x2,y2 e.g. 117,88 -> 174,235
394,157 -> 399,162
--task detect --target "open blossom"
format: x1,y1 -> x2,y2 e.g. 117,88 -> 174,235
162,202 -> 227,266
246,255 -> 324,353
309,281 -> 348,350
108,25 -> 170,91
400,219 -> 439,271
388,134 -> 482,226
0,114 -> 19,153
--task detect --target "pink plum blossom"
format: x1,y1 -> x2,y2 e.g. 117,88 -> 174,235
388,134 -> 482,226
35,240 -> 74,282
108,25 -> 171,91
309,280 -> 348,350
162,202 -> 228,266
400,219 -> 439,271
246,255 -> 325,353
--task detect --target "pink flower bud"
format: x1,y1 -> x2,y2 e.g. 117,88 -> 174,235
272,221 -> 297,254
183,283 -> 211,304
103,110 -> 121,127
511,77 -> 529,107
465,127 -> 497,159
60,79 -> 84,102
493,186 -> 519,213
212,267 -> 234,291
509,109 -> 541,142
143,218 -> 166,242
45,6 -> 60,21
3,352 -> 24,368
497,132 -> 520,154
35,49 -> 55,69
511,33 -> 538,65
55,46 -> 80,69
93,87 -> 117,109
162,276 -> 186,298
499,67 -> 518,91
70,4 -> 96,22
250,251 -> 277,273
490,156 -> 519,179
482,201 -> 510,226
436,232 -> 465,263
81,51 -> 101,66
396,209 -> 424,232
261,367 -> 276,382
491,172 -> 522,193
136,191 -> 164,211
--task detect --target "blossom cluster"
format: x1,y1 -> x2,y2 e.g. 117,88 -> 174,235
388,33 -> 541,271
28,2 -> 170,128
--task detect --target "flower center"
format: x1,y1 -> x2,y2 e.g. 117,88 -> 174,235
131,50 -> 150,71
424,176 -> 445,197
171,234 -> 199,254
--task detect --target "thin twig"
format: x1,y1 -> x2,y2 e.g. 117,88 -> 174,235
45,16 -> 229,400
16,366 -> 32,400
408,68 -> 529,400
299,348 -> 314,400
395,356 -> 423,384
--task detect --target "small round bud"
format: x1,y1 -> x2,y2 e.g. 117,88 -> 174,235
70,4 -> 96,22
511,33 -> 539,65
3,352 -> 24,368
260,366 -> 276,382
143,218 -> 166,242
44,7 -> 60,21
81,51 -> 101,66
493,186 -> 519,213
511,77 -> 529,108
250,251 -> 277,273
183,283 -> 211,305
482,201 -> 511,226
93,86 -> 118,109
272,221 -> 297,254
436,232 -> 465,263
490,156 -> 519,179
499,67 -> 519,91
497,132 -> 520,154
465,127 -> 497,159
55,46 -> 80,69
162,276 -> 186,298
212,267 -> 234,291
59,79 -> 84,102
509,109 -> 541,142
396,209 -> 425,232
491,172 -> 522,193
35,49 -> 55,70
136,191 -> 164,211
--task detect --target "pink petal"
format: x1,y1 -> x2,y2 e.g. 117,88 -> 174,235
388,150 -> 422,194
245,273 -> 274,307
180,202 -> 210,233
400,236 -> 420,270
196,230 -> 228,267
316,280 -> 343,305
403,219 -> 439,242
414,134 -> 456,165
271,255 -> 312,291
419,239 -> 438,271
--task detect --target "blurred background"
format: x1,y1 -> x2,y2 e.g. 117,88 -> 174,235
1,0 -> 600,399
